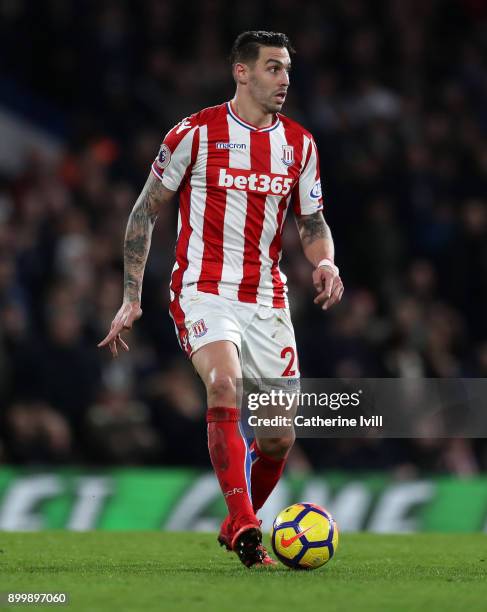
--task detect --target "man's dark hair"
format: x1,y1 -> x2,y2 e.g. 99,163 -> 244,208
230,31 -> 295,66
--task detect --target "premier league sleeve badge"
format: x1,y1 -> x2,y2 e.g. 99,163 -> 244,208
155,143 -> 171,171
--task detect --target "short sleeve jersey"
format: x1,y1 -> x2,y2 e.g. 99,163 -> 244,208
151,101 -> 324,308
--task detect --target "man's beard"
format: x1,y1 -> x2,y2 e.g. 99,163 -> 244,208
250,81 -> 282,114
261,95 -> 282,114
267,100 -> 283,113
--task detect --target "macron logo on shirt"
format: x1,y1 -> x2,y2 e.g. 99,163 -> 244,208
218,168 -> 293,196
216,142 -> 247,150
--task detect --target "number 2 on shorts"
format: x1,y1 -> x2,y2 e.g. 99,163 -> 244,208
281,346 -> 296,376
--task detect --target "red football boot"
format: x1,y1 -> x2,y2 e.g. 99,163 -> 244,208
231,517 -> 277,568
231,521 -> 264,568
218,516 -> 277,567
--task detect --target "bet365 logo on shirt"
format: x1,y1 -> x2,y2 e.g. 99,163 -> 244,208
218,168 -> 293,196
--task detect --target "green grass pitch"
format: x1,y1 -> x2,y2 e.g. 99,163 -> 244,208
0,532 -> 486,612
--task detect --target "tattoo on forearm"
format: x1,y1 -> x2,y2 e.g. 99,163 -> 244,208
123,175 -> 163,302
296,212 -> 331,247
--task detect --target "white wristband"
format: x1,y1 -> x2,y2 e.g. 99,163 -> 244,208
316,258 -> 339,274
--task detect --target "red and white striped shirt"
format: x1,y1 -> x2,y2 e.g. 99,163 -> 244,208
151,101 -> 323,309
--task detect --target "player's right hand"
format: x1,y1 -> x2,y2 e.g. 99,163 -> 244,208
97,301 -> 142,358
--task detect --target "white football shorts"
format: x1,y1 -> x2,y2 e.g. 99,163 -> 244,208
170,291 -> 300,380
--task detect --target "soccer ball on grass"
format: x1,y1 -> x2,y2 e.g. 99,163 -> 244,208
271,502 -> 338,569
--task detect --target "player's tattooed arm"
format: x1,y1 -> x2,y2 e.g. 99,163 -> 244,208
123,174 -> 174,303
98,174 -> 174,356
296,211 -> 344,310
295,211 -> 334,263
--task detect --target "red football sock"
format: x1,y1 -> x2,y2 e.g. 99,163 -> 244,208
250,441 -> 287,513
207,407 -> 255,524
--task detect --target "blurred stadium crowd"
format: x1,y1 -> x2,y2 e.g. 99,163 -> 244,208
0,0 -> 486,473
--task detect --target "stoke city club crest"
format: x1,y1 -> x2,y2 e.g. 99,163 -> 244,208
281,145 -> 294,166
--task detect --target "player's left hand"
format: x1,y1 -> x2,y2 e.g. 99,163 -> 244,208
312,264 -> 344,310
97,301 -> 142,357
